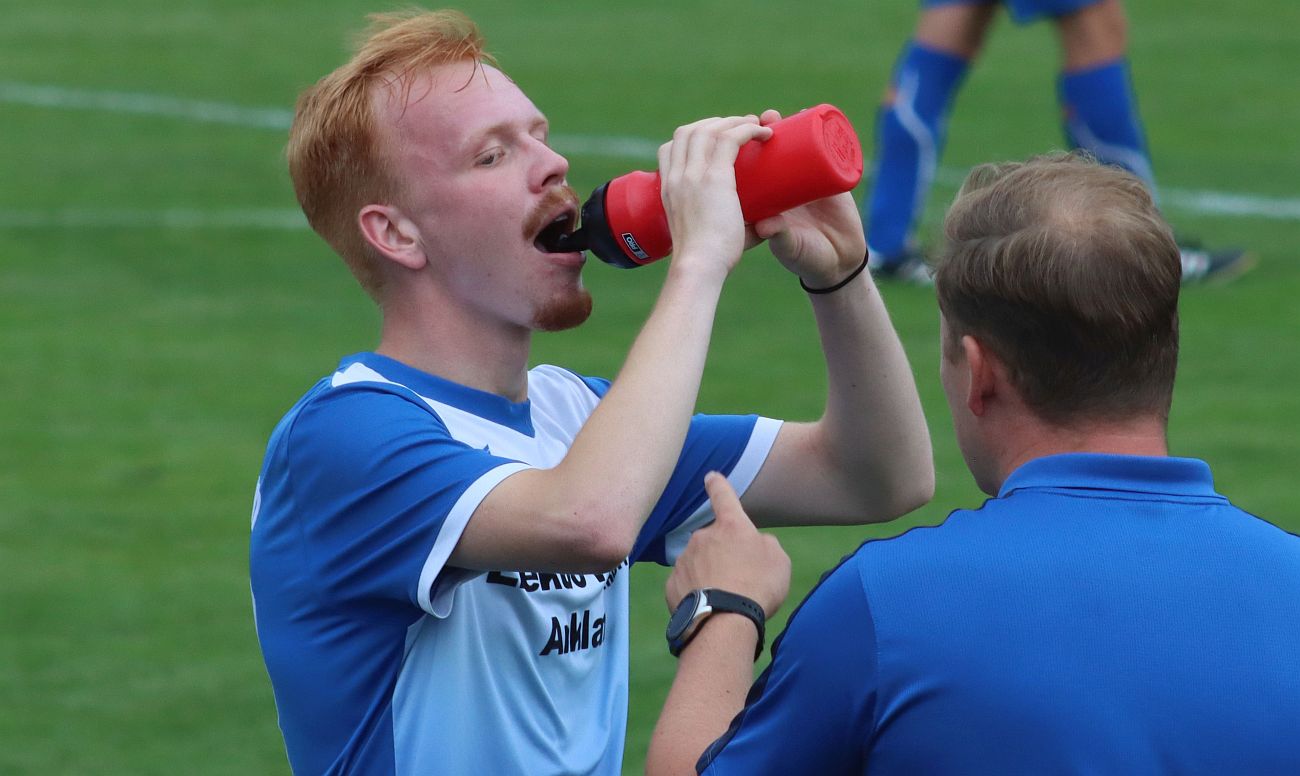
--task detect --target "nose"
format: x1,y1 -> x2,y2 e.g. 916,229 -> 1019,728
532,137 -> 570,191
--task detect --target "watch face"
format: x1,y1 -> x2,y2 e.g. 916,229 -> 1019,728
666,590 -> 704,642
666,588 -> 765,661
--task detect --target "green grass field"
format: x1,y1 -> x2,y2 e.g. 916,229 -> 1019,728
2,0 -> 1297,772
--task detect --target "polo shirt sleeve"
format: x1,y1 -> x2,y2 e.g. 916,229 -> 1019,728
632,413 -> 782,566
697,559 -> 878,775
283,384 -> 530,617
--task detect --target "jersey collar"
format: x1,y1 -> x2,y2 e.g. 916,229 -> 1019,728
998,453 -> 1222,501
340,352 -> 534,435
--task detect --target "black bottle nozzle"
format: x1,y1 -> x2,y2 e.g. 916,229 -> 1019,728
574,181 -> 644,268
539,182 -> 640,267
553,227 -> 588,253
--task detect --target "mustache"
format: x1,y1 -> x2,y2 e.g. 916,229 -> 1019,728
523,184 -> 581,239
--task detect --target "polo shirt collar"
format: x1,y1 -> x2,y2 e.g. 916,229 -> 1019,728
998,453 -> 1220,500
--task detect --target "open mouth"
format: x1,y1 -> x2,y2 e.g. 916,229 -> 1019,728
534,208 -> 579,254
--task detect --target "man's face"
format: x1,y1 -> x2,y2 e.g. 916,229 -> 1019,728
939,315 -> 998,495
378,60 -> 591,331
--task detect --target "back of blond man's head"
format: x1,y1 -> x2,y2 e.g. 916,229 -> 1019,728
935,152 -> 1182,426
287,9 -> 492,300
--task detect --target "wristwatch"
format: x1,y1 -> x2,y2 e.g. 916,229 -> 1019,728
666,588 -> 765,661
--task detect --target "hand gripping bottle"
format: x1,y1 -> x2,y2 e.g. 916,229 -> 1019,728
554,104 -> 863,267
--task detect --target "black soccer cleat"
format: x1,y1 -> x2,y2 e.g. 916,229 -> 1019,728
1178,244 -> 1256,285
867,248 -> 935,286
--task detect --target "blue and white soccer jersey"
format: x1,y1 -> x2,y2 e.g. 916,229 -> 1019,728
250,353 -> 780,775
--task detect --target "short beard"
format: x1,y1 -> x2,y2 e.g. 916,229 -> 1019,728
532,288 -> 594,331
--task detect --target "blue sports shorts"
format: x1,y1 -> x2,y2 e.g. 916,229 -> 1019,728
922,0 -> 1103,24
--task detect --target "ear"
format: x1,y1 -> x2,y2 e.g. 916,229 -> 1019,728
358,205 -> 427,271
961,335 -> 997,417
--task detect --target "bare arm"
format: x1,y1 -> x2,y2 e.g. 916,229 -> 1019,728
741,110 -> 934,527
450,117 -> 775,573
649,615 -> 758,776
647,473 -> 790,776
743,261 -> 934,527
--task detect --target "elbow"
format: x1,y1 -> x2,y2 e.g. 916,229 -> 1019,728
550,501 -> 640,573
575,529 -> 635,573
891,465 -> 935,519
861,456 -> 935,523
889,453 -> 936,519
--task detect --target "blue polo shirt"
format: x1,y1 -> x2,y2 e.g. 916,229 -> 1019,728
699,453 -> 1300,775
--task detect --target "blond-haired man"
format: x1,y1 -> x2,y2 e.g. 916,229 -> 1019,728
250,9 -> 931,774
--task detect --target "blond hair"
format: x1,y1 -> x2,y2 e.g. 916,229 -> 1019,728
935,152 -> 1182,425
286,9 -> 493,299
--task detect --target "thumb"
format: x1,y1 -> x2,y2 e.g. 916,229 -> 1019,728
703,471 -> 746,526
752,213 -> 787,241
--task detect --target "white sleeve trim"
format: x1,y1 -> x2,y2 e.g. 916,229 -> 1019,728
728,416 -> 783,498
416,461 -> 532,617
662,416 -> 783,564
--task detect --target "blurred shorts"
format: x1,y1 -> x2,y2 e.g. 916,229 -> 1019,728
921,0 -> 1104,24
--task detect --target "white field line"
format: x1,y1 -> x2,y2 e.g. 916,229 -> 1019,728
930,168 -> 1300,223
0,207 -> 306,230
0,82 -> 295,130
3,81 -> 1299,226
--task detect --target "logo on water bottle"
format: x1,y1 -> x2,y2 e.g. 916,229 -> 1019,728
822,113 -> 861,171
620,232 -> 650,261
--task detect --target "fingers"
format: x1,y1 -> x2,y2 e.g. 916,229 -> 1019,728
752,213 -> 787,241
703,471 -> 747,527
759,188 -> 868,282
685,120 -> 751,181
658,115 -> 772,181
759,108 -> 782,126
665,472 -> 791,618
655,113 -> 773,273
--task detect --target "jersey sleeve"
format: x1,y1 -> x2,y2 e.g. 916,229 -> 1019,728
697,558 -> 878,775
282,385 -> 529,617
632,414 -> 782,566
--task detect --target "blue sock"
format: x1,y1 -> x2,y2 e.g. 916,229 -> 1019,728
1058,58 -> 1157,194
864,42 -> 969,265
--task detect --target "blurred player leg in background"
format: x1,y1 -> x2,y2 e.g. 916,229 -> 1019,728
863,0 -> 1252,284
864,1 -> 994,283
1053,0 -> 1253,281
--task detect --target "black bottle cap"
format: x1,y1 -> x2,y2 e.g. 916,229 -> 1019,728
580,181 -> 643,269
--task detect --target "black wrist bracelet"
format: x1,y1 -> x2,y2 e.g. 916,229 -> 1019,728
800,254 -> 870,295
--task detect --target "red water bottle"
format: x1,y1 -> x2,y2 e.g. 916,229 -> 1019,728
562,104 -> 863,268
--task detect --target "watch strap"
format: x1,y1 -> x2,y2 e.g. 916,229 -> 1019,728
671,588 -> 766,661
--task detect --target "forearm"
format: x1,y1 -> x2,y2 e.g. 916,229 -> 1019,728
748,271 -> 933,525
812,271 -> 933,515
452,260 -> 728,572
553,260 -> 727,529
647,614 -> 757,776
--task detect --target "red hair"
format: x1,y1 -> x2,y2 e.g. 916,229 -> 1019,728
286,9 -> 493,299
